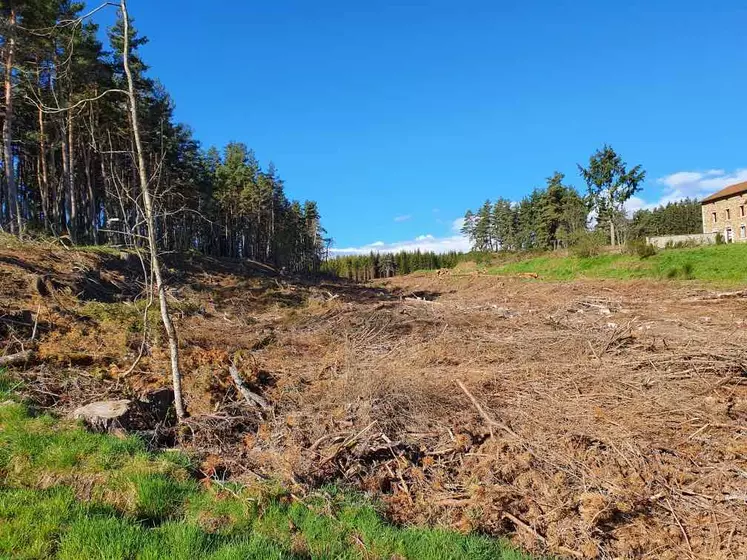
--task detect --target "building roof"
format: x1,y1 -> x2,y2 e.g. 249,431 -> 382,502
702,181 -> 747,204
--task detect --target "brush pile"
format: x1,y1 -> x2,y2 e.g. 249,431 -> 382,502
2,239 -> 745,559
243,276 -> 747,559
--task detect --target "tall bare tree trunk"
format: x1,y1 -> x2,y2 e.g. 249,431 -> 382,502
37,85 -> 51,232
84,147 -> 96,243
67,111 -> 77,241
61,117 -> 70,234
3,3 -> 20,235
121,0 -> 186,420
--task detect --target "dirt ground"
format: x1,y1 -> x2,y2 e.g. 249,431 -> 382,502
2,240 -> 746,559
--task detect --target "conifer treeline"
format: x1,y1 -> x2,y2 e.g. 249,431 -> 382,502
325,190 -> 704,282
461,173 -> 703,252
322,250 -> 464,281
461,172 -> 588,251
0,1 -> 325,272
629,199 -> 702,239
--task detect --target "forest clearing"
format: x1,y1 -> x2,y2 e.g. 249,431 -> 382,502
1,1 -> 745,559
1,237 -> 745,559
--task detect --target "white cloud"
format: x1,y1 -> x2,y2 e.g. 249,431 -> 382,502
625,168 -> 747,214
451,217 -> 465,233
330,233 -> 471,255
622,195 -> 650,215
656,168 -> 747,204
393,214 -> 412,223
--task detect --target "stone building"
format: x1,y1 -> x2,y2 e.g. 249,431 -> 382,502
701,181 -> 747,243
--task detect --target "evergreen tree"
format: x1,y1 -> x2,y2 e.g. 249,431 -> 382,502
461,176 -> 589,252
473,200 -> 493,251
322,250 -> 464,280
0,3 -> 325,271
461,210 -> 476,244
630,199 -> 702,239
490,198 -> 515,250
579,145 -> 646,246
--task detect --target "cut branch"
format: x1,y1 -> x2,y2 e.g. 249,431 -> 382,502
0,350 -> 35,367
456,379 -> 521,440
228,363 -> 270,411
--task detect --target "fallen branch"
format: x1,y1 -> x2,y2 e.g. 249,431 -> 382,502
0,349 -> 35,367
456,379 -> 520,440
502,512 -> 547,544
228,363 -> 270,411
687,289 -> 747,301
504,512 -> 584,557
30,305 -> 41,341
320,421 -> 377,466
404,296 -> 442,305
664,497 -> 694,558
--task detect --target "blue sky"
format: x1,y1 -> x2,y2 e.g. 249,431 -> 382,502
98,1 -> 747,253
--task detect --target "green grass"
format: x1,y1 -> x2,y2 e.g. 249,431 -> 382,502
0,368 -> 22,402
485,243 -> 747,284
0,389 -> 533,560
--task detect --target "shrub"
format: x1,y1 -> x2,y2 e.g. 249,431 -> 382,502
639,243 -> 657,259
715,233 -> 725,245
626,240 -> 657,259
571,231 -> 605,258
665,262 -> 695,280
682,261 -> 695,279
465,251 -> 495,265
664,239 -> 700,249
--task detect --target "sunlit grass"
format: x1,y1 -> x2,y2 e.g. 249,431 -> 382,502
0,394 -> 534,559
486,243 -> 747,285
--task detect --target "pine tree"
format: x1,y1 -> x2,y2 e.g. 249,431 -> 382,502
490,198 -> 515,250
461,210 -> 476,244
474,200 -> 493,251
579,145 -> 646,246
0,1 -> 326,272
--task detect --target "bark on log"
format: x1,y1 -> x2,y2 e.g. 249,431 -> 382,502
228,364 -> 270,410
0,350 -> 34,367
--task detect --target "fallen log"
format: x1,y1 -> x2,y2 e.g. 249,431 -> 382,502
0,350 -> 34,367
228,363 -> 270,411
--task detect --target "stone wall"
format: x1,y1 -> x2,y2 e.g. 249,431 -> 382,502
646,233 -> 718,249
702,193 -> 747,242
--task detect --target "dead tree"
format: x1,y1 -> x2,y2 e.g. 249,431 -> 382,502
120,0 -> 186,420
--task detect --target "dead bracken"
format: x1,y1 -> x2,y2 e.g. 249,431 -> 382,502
1,241 -> 746,559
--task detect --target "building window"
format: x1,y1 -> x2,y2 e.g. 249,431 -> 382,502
713,212 -> 717,223
727,208 -> 731,220
741,225 -> 746,239
741,206 -> 745,217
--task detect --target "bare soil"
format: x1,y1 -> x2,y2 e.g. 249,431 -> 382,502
2,240 -> 746,559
